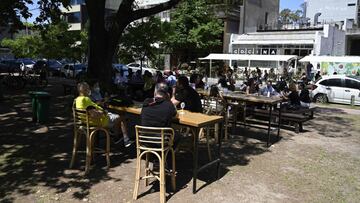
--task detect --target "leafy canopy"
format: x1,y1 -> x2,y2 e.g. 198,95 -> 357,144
118,16 -> 168,64
165,0 -> 223,51
1,21 -> 87,60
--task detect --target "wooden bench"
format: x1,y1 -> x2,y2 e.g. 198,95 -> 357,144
63,83 -> 77,95
249,107 -> 317,133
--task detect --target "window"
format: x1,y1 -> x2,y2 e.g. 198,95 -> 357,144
70,0 -> 84,5
345,79 -> 360,89
326,79 -> 343,87
67,12 -> 81,23
319,80 -> 329,86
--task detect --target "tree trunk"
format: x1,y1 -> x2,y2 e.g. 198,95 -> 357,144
86,0 -> 126,90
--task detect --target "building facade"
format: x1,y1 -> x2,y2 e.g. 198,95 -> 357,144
230,24 -> 346,57
305,0 -> 360,55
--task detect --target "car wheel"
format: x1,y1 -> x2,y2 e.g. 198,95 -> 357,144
314,94 -> 328,104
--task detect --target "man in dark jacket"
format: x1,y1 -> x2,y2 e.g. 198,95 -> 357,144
171,75 -> 203,113
141,83 -> 180,148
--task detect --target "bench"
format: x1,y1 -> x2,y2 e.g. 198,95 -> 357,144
249,107 -> 317,133
63,83 -> 77,95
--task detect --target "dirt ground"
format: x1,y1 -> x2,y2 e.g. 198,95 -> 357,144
1,77 -> 360,203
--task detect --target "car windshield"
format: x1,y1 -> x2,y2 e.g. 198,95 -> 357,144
22,59 -> 35,65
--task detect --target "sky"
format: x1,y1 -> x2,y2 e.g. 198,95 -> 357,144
26,0 -> 304,23
280,0 -> 304,11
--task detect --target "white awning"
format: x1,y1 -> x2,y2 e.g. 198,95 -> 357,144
232,40 -> 314,45
299,55 -> 360,63
199,54 -> 298,62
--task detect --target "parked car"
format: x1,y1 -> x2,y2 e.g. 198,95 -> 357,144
0,59 -> 22,73
33,59 -> 63,76
60,63 -> 87,78
127,63 -> 157,75
311,75 -> 360,105
113,64 -> 129,77
16,58 -> 35,71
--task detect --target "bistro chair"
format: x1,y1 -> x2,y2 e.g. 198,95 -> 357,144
133,125 -> 176,203
69,102 -> 111,174
202,86 -> 229,140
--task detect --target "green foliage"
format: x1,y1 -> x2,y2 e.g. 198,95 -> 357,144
1,35 -> 41,58
279,8 -> 303,25
0,0 -> 70,33
165,0 -> 223,62
118,16 -> 168,65
1,21 -> 88,60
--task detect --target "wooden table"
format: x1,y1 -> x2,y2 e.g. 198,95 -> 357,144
108,105 -> 224,194
199,90 -> 283,146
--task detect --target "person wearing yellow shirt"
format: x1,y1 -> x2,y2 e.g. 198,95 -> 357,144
75,82 -> 132,147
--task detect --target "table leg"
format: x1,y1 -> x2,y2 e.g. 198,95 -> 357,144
243,102 -> 247,128
232,104 -> 238,135
267,105 -> 273,147
191,128 -> 199,194
217,121 -> 223,179
277,102 -> 282,140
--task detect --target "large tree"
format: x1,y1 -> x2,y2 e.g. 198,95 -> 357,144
85,0 -> 181,86
1,0 -> 181,85
165,0 -> 223,65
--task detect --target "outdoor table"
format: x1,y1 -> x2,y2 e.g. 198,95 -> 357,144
108,105 -> 224,194
198,90 -> 283,146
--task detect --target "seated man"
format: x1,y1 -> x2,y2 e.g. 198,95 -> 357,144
75,82 -> 132,147
171,75 -> 202,113
299,83 -> 311,108
260,80 -> 279,97
141,83 -> 180,148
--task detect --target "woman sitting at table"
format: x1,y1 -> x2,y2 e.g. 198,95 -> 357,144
246,78 -> 259,95
171,75 -> 203,113
76,82 -> 132,147
283,83 -> 300,109
299,83 -> 311,108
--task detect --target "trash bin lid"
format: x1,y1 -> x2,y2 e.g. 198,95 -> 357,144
29,91 -> 51,98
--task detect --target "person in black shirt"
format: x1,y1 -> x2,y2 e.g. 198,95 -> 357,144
299,83 -> 311,108
141,84 -> 177,127
284,83 -> 300,109
171,75 -> 203,113
141,83 -> 180,148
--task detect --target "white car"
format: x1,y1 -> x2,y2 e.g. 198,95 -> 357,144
127,63 -> 157,75
60,63 -> 87,78
311,75 -> 360,105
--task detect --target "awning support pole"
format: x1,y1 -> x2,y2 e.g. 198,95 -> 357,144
210,59 -> 212,78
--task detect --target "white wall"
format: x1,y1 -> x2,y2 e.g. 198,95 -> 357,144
240,0 -> 279,33
318,25 -> 346,56
305,0 -> 358,25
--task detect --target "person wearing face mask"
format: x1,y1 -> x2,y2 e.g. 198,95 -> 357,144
260,80 -> 279,97
75,82 -> 132,147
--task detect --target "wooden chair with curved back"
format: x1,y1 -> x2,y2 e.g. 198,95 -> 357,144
69,101 -> 110,174
133,125 -> 176,203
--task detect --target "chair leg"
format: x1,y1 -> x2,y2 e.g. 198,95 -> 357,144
171,148 -> 176,191
224,113 -> 229,140
160,151 -> 166,203
105,130 -> 111,169
85,134 -> 92,174
133,150 -> 141,200
145,153 -> 150,186
70,131 -> 80,168
214,123 -> 219,143
204,128 -> 212,161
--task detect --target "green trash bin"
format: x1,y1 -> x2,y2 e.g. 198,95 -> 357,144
29,91 -> 51,123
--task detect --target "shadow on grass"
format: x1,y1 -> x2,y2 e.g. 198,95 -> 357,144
0,80 -> 133,202
0,78 -> 278,202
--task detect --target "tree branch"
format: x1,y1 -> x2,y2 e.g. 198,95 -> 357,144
130,0 -> 181,22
